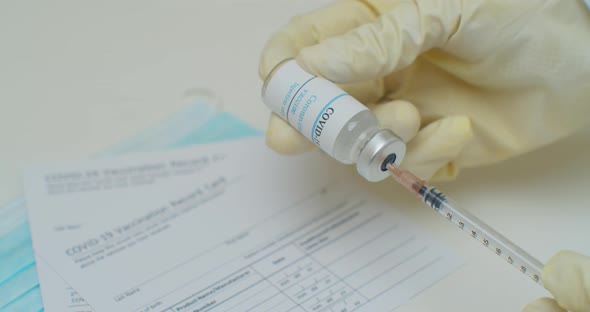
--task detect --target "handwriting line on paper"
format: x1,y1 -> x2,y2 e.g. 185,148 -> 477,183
156,204 -> 435,312
25,140 -> 463,312
132,183 -> 355,311
155,203 -> 379,312
70,177 -> 234,264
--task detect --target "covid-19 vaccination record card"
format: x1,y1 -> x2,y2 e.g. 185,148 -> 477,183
23,137 -> 463,312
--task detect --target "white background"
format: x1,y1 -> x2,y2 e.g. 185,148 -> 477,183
1,1 -> 589,311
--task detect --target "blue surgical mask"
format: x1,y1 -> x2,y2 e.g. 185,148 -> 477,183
0,100 -> 260,312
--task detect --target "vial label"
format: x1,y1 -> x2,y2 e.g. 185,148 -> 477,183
262,60 -> 368,156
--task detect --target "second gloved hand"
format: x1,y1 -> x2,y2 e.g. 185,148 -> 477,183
523,251 -> 590,312
259,0 -> 590,181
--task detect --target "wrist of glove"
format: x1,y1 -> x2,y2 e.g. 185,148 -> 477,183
523,251 -> 590,312
259,0 -> 590,181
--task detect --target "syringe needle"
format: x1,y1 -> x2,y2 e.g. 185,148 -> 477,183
387,164 -> 545,286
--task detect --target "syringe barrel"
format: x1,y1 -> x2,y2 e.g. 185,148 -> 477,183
422,186 -> 545,286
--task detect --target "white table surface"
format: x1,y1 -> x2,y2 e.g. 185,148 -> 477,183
1,1 -> 588,311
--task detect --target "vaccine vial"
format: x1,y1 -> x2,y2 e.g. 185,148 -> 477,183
261,59 -> 406,182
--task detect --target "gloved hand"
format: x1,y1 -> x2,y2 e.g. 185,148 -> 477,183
523,251 -> 590,312
258,0 -> 590,181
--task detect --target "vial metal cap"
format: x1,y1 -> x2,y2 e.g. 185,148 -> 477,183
356,129 -> 406,182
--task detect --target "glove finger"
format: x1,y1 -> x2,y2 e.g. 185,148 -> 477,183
297,0 -> 463,83
402,115 -> 473,181
543,250 -> 590,312
337,79 -> 385,106
366,99 -> 420,143
522,298 -> 567,312
259,0 -> 378,80
265,113 -> 315,155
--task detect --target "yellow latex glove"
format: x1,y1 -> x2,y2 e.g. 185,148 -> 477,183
258,0 -> 590,181
523,251 -> 590,312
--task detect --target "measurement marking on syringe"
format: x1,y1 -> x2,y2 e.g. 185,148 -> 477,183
388,165 -> 545,286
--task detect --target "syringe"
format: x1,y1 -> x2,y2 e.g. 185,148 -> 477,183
261,58 -> 545,286
387,164 -> 545,286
